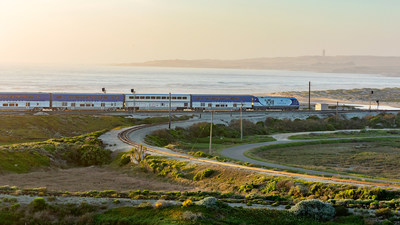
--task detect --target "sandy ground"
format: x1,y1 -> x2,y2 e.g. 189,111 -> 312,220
0,167 -> 191,192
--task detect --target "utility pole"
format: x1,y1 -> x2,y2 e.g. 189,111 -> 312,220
336,101 -> 339,121
369,90 -> 373,111
209,111 -> 213,154
240,103 -> 243,141
131,89 -> 136,113
376,100 -> 380,110
168,92 -> 171,129
308,81 -> 311,111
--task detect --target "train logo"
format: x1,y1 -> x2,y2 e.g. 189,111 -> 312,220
265,99 -> 274,106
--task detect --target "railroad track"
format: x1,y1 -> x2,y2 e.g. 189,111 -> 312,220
118,124 -> 400,189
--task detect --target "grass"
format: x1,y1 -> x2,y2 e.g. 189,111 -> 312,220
0,150 -> 50,173
247,137 -> 400,179
94,205 -> 327,225
0,115 -> 134,145
289,130 -> 400,140
0,114 -> 192,146
0,130 -> 111,173
0,196 -> 370,225
177,135 -> 276,154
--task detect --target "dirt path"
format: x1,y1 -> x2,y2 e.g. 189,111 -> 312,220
0,167 -> 191,192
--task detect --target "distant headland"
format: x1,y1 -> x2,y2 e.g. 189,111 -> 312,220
117,55 -> 400,77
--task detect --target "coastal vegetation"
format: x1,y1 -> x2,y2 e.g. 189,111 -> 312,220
146,113 -> 400,155
145,120 -> 273,153
0,114 -> 191,146
247,137 -> 400,179
289,130 -> 400,140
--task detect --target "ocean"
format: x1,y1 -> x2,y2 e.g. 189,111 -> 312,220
1,65 -> 400,95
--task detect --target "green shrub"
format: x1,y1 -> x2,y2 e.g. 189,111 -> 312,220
119,154 -> 131,166
29,197 -> 47,211
376,208 -> 394,219
334,206 -> 349,217
193,169 -> 215,181
182,199 -> 193,207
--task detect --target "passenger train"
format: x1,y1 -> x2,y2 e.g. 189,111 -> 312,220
0,92 -> 299,111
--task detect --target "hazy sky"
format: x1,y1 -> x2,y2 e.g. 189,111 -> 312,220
1,0 -> 399,64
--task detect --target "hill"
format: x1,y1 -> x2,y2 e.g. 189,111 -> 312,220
120,56 -> 400,76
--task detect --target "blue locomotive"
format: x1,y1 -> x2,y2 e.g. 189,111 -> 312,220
0,92 -> 299,111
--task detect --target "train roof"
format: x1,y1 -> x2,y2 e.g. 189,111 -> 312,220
0,92 -> 50,101
125,93 -> 190,96
191,94 -> 255,102
52,93 -> 124,102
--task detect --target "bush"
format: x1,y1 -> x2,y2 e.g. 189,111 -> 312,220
376,207 -> 394,219
182,211 -> 204,221
193,169 -> 215,181
29,197 -> 47,212
334,205 -> 349,217
119,154 -> 131,166
195,197 -> 217,208
182,199 -> 193,207
137,201 -> 153,208
155,200 -> 174,209
289,199 -> 335,221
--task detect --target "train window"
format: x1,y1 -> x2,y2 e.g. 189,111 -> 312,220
233,104 -> 237,107
135,96 -> 139,99
3,104 -> 8,106
146,96 -> 150,99
86,104 -> 91,107
10,104 -> 15,106
177,97 -> 182,99
172,97 -> 177,99
26,103 -> 30,106
162,97 -> 166,99
183,97 -> 187,99
151,96 -> 155,99
16,104 -> 18,106
216,104 -> 220,107
104,96 -> 108,99
92,104 -> 94,107
208,103 -> 212,107
140,96 -> 145,99
80,104 -> 85,107
156,96 -> 161,99
129,96 -> 133,99
71,103 -> 76,107
37,103 -> 39,106
56,96 -> 62,99
62,102 -> 68,107
201,103 -> 205,107
101,103 -> 105,107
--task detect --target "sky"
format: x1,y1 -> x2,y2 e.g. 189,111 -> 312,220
0,0 -> 399,64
